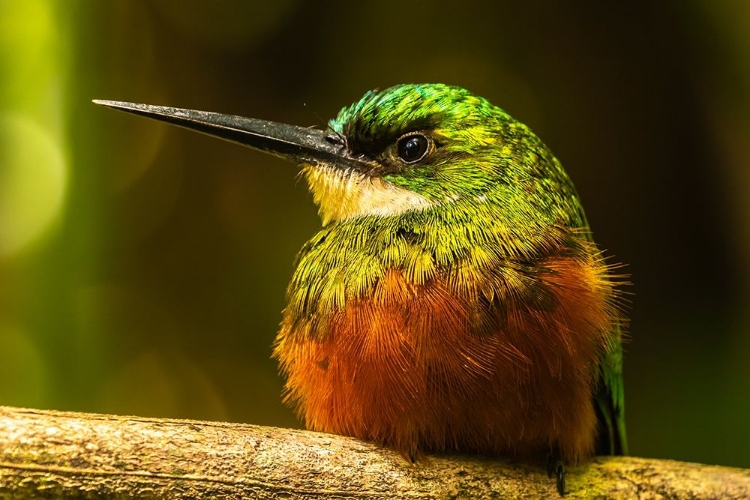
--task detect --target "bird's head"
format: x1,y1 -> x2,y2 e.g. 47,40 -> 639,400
94,84 -> 583,228
307,84 -> 583,227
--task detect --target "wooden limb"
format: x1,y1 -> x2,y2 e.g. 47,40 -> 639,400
0,406 -> 748,499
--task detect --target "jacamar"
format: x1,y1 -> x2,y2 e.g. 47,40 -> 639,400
95,84 -> 627,495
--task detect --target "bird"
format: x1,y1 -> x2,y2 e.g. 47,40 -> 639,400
94,83 -> 627,495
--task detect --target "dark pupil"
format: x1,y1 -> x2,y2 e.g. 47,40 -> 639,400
398,135 -> 428,163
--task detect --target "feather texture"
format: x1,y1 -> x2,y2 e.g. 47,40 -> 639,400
273,84 -> 628,462
275,225 -> 621,462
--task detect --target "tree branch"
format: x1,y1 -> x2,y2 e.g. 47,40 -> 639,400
0,406 -> 748,499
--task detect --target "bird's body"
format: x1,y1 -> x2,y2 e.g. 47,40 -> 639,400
274,85 -> 625,463
95,84 -> 627,489
277,209 -> 617,462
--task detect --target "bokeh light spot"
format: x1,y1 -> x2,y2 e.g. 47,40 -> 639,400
0,114 -> 67,257
0,0 -> 56,108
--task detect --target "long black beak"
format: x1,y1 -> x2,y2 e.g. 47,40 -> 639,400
92,100 -> 371,172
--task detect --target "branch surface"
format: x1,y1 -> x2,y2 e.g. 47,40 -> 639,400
0,406 -> 748,499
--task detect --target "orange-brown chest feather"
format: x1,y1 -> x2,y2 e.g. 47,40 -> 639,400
274,253 -> 617,462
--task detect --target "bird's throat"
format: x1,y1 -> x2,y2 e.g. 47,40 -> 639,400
302,165 -> 435,224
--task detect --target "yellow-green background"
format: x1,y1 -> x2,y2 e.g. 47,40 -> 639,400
1,0 -> 749,468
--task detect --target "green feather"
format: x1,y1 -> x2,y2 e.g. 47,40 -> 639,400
296,83 -> 628,456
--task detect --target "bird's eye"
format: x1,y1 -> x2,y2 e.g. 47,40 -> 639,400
396,134 -> 430,164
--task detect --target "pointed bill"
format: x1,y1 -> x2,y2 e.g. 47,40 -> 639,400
92,100 -> 372,172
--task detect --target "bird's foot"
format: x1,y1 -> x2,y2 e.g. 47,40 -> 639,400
546,453 -> 566,496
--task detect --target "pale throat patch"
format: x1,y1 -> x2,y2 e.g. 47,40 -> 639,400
302,165 -> 435,224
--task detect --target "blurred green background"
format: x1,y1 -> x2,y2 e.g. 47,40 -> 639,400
1,0 -> 749,468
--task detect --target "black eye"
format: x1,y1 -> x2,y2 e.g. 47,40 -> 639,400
396,134 -> 430,164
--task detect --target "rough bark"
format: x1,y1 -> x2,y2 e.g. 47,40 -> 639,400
0,406 -> 747,499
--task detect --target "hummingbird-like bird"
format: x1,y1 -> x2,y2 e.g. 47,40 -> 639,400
95,84 -> 627,495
